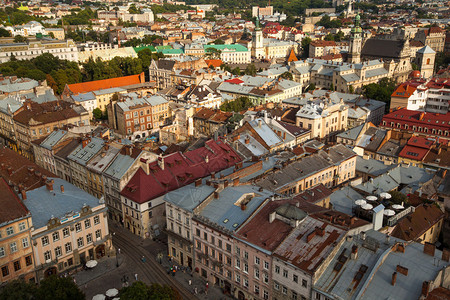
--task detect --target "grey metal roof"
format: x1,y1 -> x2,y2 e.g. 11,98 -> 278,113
67,137 -> 105,166
103,153 -> 138,180
23,178 -> 101,228
146,95 -> 168,106
199,185 -> 272,231
40,130 -> 68,150
248,118 -> 283,148
329,186 -> 364,215
355,156 -> 397,177
341,73 -> 360,82
0,79 -> 38,93
164,181 -> 215,212
71,92 -> 95,102
354,165 -> 434,195
337,123 -> 365,140
86,146 -> 120,174
365,68 -> 388,78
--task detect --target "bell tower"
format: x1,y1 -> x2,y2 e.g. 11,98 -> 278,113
252,17 -> 265,59
349,14 -> 362,64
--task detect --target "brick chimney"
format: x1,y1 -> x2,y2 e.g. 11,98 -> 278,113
21,190 -> 27,200
442,248 -> 450,262
7,167 -> 13,175
422,281 -> 430,297
351,245 -> 358,260
396,265 -> 408,276
214,191 -> 219,199
195,178 -> 202,187
423,242 -> 435,257
60,185 -> 65,193
81,137 -> 91,148
46,179 -> 54,192
391,272 -> 397,286
233,177 -> 240,186
241,203 -> 246,210
245,137 -> 250,144
211,172 -> 215,179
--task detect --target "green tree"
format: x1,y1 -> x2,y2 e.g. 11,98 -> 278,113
46,74 -> 58,93
279,71 -> 293,80
35,275 -> 85,300
0,28 -> 11,37
362,77 -> 396,109
244,64 -> 257,76
93,108 -> 103,120
390,190 -> 408,205
220,97 -> 253,112
137,48 -> 154,69
205,47 -> 222,59
349,85 -> 354,94
305,83 -> 316,92
212,38 -> 225,44
120,282 -> 179,300
13,35 -> 28,43
32,53 -> 60,74
0,279 -> 37,300
301,37 -> 311,58
231,67 -> 241,76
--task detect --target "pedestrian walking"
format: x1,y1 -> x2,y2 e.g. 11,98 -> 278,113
194,287 -> 198,295
135,273 -> 138,281
118,248 -> 121,254
84,283 -> 87,290
188,279 -> 192,286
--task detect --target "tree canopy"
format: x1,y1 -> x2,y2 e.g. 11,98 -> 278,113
0,276 -> 84,300
220,97 -> 253,112
362,77 -> 397,110
120,282 -> 180,300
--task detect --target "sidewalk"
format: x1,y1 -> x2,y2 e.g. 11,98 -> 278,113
140,236 -> 233,300
73,255 -> 124,286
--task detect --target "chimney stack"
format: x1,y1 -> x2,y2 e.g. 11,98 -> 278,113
7,167 -> 13,175
195,178 -> 202,187
351,245 -> 358,260
423,242 -> 436,257
211,172 -> 215,179
391,272 -> 397,286
60,185 -> 65,193
241,203 -> 246,210
422,281 -> 430,297
46,179 -> 54,192
233,177 -> 240,186
21,190 -> 27,200
214,191 -> 219,199
245,137 -> 250,144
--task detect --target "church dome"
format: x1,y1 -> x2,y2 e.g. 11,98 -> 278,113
409,70 -> 421,78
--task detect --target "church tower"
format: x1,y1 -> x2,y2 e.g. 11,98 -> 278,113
348,14 -> 362,64
252,17 -> 265,59
416,45 -> 436,79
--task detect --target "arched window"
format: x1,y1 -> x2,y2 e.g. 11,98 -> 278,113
427,58 -> 431,64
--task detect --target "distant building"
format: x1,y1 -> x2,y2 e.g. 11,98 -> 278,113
415,26 -> 446,53
252,6 -> 274,18
381,108 -> 450,138
0,178 -> 35,284
22,178 -> 112,281
0,39 -> 78,63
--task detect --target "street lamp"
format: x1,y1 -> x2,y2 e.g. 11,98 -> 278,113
116,249 -> 119,267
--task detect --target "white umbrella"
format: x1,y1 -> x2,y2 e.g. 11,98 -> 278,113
355,199 -> 366,206
362,203 -> 373,210
392,204 -> 404,209
86,260 -> 98,268
384,209 -> 396,216
106,288 -> 119,297
380,192 -> 392,199
92,295 -> 105,300
366,195 -> 378,201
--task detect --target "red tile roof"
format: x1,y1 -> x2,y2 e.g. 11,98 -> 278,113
381,108 -> 450,137
391,83 -> 418,98
120,139 -> 241,204
13,101 -> 82,126
66,73 -> 145,95
0,147 -> 56,191
205,59 -> 223,68
225,78 -> 244,84
0,178 -> 30,224
391,204 -> 443,241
